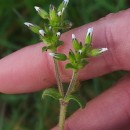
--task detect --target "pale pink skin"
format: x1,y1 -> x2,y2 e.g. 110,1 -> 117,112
1,9 -> 130,130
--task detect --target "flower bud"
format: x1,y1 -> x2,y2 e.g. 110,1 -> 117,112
58,0 -> 69,12
68,50 -> 75,62
49,4 -> 57,20
39,29 -> 45,36
89,48 -> 108,57
24,22 -> 41,34
72,34 -> 81,51
34,6 -> 49,19
85,27 -> 93,45
49,53 -> 67,61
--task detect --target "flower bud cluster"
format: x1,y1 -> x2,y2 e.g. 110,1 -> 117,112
24,0 -> 71,52
65,27 -> 108,70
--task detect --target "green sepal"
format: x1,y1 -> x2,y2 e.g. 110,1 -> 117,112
58,0 -> 68,12
42,88 -> 62,100
36,7 -> 49,19
52,53 -> 67,61
88,49 -> 101,57
85,34 -> 92,45
72,39 -> 81,51
63,21 -> 72,29
68,50 -> 75,63
55,41 -> 64,48
75,53 -> 82,60
64,94 -> 84,108
28,24 -> 41,34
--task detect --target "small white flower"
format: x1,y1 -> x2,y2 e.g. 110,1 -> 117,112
56,32 -> 61,37
78,49 -> 82,54
99,48 -> 108,53
72,34 -> 76,40
63,0 -> 69,4
49,53 -> 55,57
39,30 -> 45,36
34,6 -> 40,12
57,11 -> 62,16
24,22 -> 34,27
86,27 -> 93,37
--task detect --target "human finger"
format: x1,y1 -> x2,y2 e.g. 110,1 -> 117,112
1,9 -> 130,93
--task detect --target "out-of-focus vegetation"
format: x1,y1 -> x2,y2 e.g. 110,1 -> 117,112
0,0 -> 129,129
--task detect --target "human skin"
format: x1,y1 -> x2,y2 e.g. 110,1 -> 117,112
0,8 -> 130,130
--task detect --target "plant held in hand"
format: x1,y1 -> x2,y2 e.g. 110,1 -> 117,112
24,0 -> 108,129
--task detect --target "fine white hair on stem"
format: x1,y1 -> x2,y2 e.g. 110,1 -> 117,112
86,27 -> 93,37
99,48 -> 108,53
24,22 -> 34,27
39,30 -> 45,36
34,6 -> 40,12
72,34 -> 76,40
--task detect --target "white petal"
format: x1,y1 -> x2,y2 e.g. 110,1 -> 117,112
39,30 -> 45,36
56,32 -> 61,36
99,48 -> 108,53
87,27 -> 93,37
49,53 -> 55,57
63,0 -> 69,4
78,49 -> 82,54
57,11 -> 62,16
24,22 -> 34,27
34,6 -> 40,12
72,34 -> 76,40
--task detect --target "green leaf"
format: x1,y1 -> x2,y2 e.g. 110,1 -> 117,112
64,94 -> 84,108
42,88 -> 62,100
55,41 -> 64,48
49,4 -> 59,26
85,27 -> 93,45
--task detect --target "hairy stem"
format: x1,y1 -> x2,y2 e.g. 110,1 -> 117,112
58,99 -> 68,130
53,58 -> 64,97
65,70 -> 78,97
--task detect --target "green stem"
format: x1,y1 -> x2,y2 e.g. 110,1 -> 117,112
58,99 -> 68,130
53,58 -> 64,97
65,70 -> 78,97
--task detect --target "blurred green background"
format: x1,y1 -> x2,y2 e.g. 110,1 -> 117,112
0,0 -> 129,130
